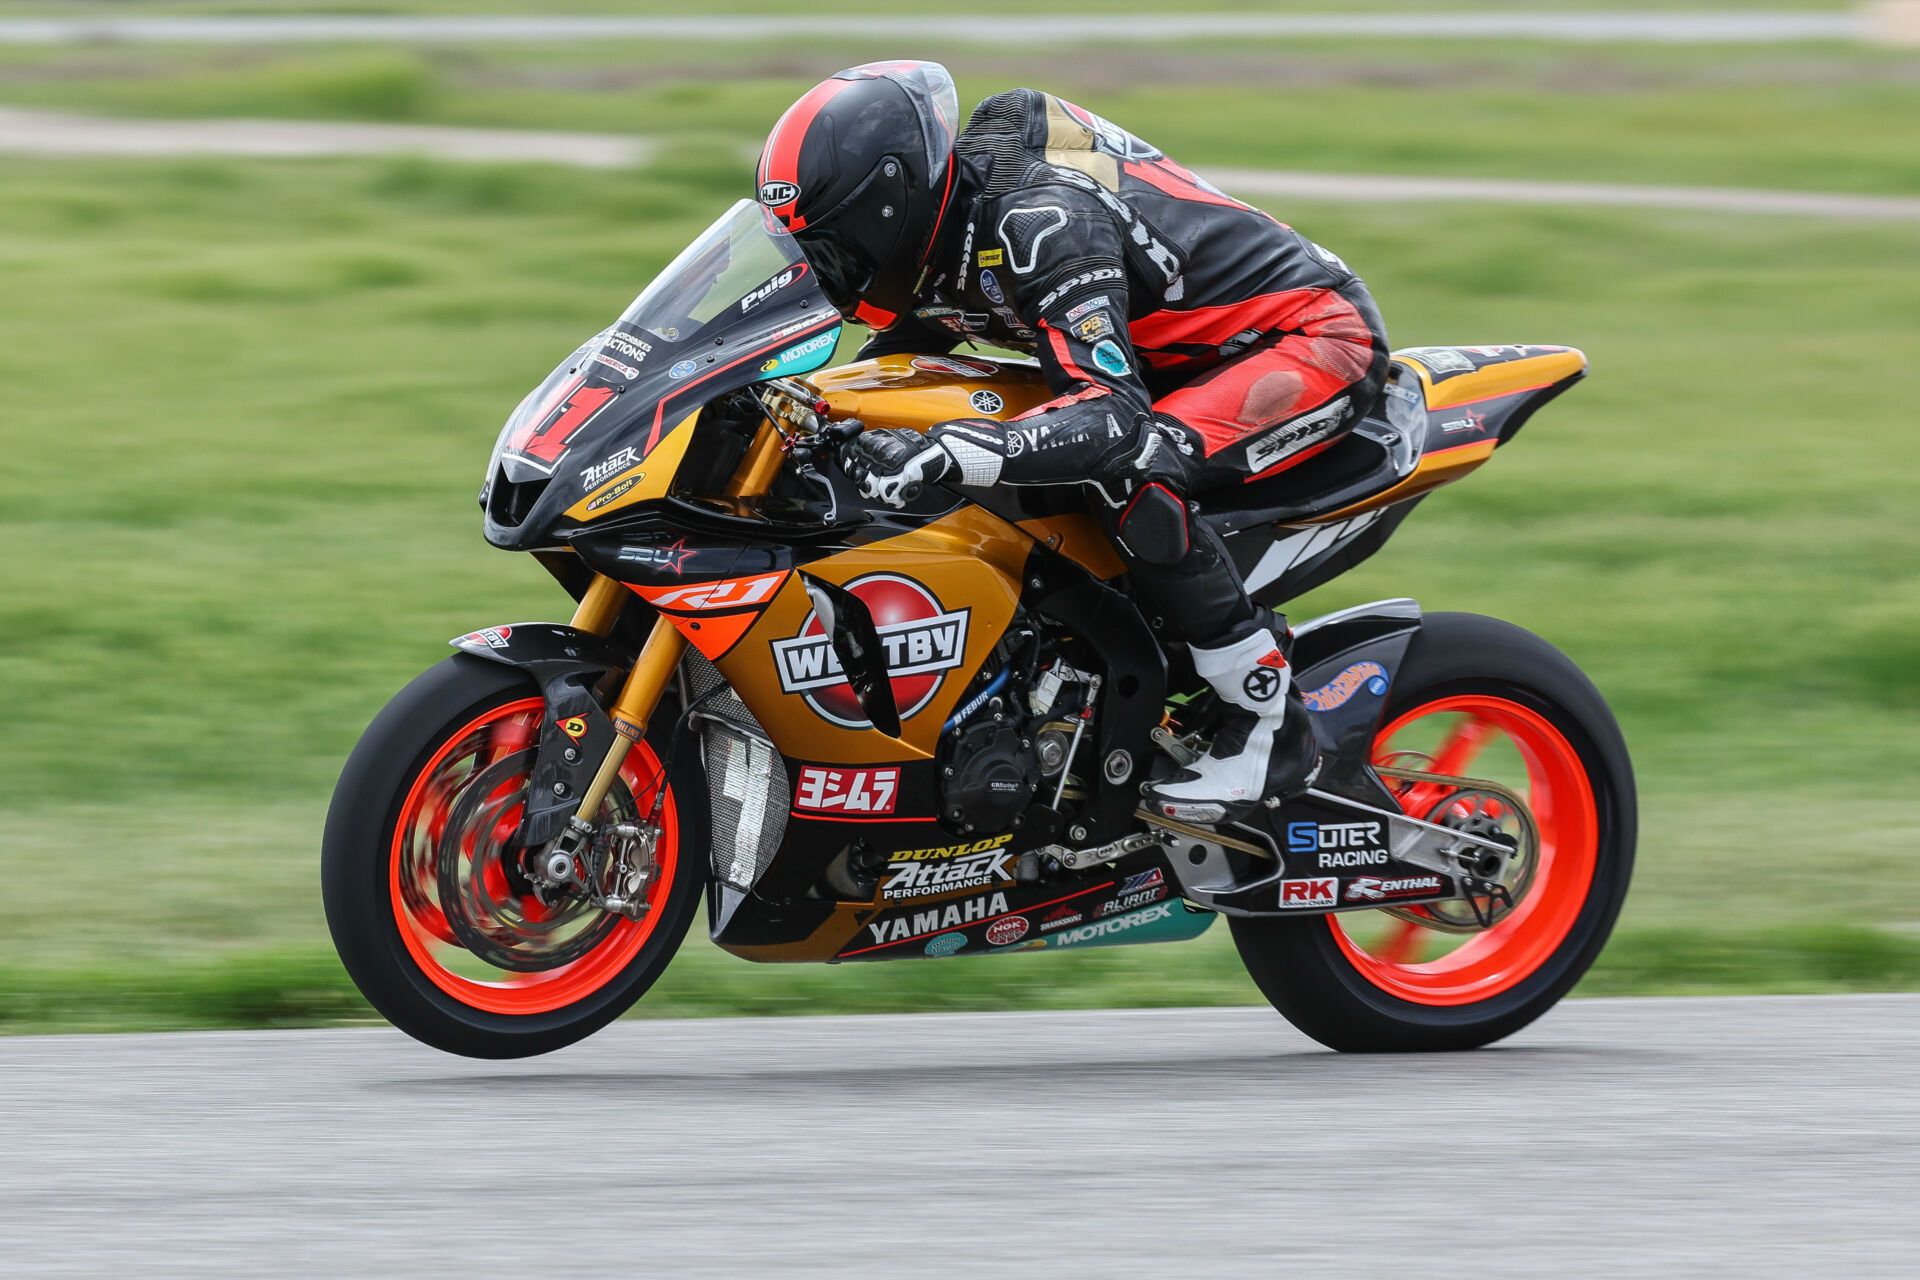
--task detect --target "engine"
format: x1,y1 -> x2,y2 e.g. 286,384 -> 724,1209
937,622 -> 1101,837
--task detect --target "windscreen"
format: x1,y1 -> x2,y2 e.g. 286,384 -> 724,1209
618,199 -> 810,344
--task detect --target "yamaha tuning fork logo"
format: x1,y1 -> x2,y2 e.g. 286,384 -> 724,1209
770,574 -> 971,728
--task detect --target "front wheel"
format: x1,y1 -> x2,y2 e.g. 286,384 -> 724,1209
322,655 -> 704,1058
1231,612 -> 1636,1051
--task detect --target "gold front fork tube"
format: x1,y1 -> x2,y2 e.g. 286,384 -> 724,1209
572,615 -> 688,822
569,572 -> 627,637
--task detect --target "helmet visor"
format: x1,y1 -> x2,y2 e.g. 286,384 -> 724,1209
791,157 -> 910,316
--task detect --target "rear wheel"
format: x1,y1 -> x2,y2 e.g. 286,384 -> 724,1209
323,655 -> 703,1058
1230,612 -> 1635,1051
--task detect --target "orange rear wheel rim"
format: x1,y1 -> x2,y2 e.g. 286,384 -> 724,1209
1330,694 -> 1597,1006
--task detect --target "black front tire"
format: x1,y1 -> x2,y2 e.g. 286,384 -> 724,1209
322,655 -> 705,1058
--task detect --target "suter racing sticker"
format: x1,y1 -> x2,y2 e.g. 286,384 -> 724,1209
770,574 -> 970,729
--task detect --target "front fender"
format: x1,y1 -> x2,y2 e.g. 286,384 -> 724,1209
449,622 -> 636,845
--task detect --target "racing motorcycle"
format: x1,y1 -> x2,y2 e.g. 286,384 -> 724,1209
322,199 -> 1636,1059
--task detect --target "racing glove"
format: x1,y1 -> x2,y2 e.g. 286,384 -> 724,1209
839,427 -> 955,508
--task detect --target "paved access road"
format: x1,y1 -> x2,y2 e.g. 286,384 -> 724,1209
3,996 -> 1916,1278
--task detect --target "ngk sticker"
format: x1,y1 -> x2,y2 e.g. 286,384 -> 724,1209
793,766 -> 899,816
1278,878 -> 1338,909
770,574 -> 970,728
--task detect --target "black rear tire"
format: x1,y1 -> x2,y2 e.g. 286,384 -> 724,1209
322,655 -> 705,1058
1230,612 -> 1635,1052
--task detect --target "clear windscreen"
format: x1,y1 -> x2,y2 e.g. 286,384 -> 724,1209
618,199 -> 807,343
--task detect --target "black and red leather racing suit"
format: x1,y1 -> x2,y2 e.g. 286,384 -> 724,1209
860,89 -> 1391,643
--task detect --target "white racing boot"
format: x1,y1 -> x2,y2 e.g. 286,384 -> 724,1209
1145,626 -> 1321,824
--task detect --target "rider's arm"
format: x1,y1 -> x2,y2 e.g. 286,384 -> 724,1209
933,183 -> 1156,486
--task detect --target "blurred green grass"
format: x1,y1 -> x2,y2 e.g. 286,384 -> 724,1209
2,39 -> 1918,1029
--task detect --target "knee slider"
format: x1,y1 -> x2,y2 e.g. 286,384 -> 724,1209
1115,482 -> 1191,567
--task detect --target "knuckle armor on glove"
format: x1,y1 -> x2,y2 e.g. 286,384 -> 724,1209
841,427 -> 954,509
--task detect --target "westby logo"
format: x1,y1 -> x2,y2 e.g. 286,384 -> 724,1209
770,574 -> 970,728
1278,878 -> 1338,909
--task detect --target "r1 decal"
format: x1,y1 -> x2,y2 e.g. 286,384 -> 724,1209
793,766 -> 900,816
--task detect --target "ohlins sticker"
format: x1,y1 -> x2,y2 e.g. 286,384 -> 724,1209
1288,820 -> 1390,869
793,765 -> 899,816
771,573 -> 971,729
1301,661 -> 1388,712
883,849 -> 1015,901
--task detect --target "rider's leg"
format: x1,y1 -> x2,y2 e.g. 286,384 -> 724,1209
1127,284 -> 1389,822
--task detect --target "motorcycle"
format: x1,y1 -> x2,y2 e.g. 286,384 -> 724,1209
322,199 -> 1636,1059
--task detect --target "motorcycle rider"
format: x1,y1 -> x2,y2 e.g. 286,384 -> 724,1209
757,61 -> 1391,823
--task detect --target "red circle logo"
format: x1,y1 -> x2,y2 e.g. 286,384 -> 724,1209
986,916 -> 1029,947
791,574 -> 969,728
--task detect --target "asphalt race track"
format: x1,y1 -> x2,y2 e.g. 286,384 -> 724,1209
3,995 -> 1915,1277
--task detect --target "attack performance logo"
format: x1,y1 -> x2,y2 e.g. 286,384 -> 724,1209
771,574 -> 970,728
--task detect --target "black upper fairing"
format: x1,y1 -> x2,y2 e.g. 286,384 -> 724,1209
479,201 -> 843,552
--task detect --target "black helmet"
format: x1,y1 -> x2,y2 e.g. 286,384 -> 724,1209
756,61 -> 960,330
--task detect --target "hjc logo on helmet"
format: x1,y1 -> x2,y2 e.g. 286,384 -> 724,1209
758,180 -> 800,208
770,574 -> 970,728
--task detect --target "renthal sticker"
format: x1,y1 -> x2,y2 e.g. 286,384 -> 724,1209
455,626 -> 513,650
969,389 -> 1005,415
1075,312 -> 1115,342
601,330 -> 653,364
591,352 -> 640,381
1051,902 -> 1174,947
986,916 -> 1029,947
637,570 -> 786,612
794,765 -> 899,816
1064,295 -> 1111,323
581,446 -> 644,490
1300,660 -> 1389,712
977,248 -> 1004,267
1288,820 -> 1389,870
1245,395 -> 1350,474
1037,268 -> 1124,313
883,849 -> 1015,901
586,475 -> 642,511
1399,346 -> 1473,375
758,179 -> 799,207
890,835 -> 1014,862
1039,906 -> 1083,932
1091,340 -> 1130,378
1346,875 -> 1445,902
910,354 -> 999,378
1097,887 -> 1166,917
770,573 -> 971,729
866,892 -> 1011,948
738,263 -> 809,314
1278,878 -> 1338,909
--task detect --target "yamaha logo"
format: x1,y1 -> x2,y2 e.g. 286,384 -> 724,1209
969,389 -> 1005,415
770,574 -> 970,728
758,180 -> 800,207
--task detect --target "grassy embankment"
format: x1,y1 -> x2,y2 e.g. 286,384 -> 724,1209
2,40 -> 1916,1031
